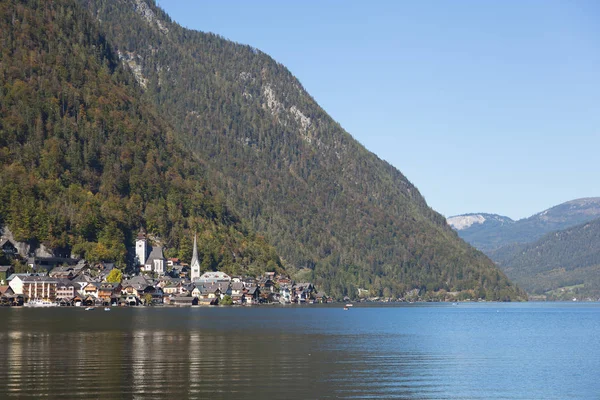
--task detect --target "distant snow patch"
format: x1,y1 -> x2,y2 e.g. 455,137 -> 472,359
447,215 -> 486,230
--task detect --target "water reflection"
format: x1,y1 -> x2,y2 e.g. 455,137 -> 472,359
0,305 -> 599,399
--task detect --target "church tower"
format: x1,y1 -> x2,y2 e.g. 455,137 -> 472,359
135,229 -> 148,266
190,233 -> 201,281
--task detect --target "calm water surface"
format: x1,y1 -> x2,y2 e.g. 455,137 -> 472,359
0,302 -> 598,399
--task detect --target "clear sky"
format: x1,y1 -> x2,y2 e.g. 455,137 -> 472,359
157,0 -> 599,220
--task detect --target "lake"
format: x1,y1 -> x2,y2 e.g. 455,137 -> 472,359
0,302 -> 598,399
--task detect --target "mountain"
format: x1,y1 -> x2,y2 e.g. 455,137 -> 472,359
493,218 -> 600,300
0,0 -> 283,276
72,0 -> 526,300
448,198 -> 600,253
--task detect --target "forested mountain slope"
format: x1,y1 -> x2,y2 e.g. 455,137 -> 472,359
493,218 -> 600,299
0,0 -> 282,276
78,0 -> 525,300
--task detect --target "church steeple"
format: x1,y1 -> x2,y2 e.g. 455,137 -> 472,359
190,233 -> 201,281
135,228 -> 147,267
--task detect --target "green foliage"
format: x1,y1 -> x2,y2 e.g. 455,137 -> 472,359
105,268 -> 123,283
497,218 -> 600,298
143,293 -> 152,305
220,295 -> 233,306
0,0 -> 283,277
77,0 -> 526,301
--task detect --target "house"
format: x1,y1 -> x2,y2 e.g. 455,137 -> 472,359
258,278 -> 276,293
0,238 -> 18,257
197,283 -> 222,300
0,285 -> 23,306
19,276 -> 60,301
279,285 -> 292,304
275,275 -> 292,286
98,282 -> 122,305
82,282 -> 99,298
0,285 -> 14,304
29,257 -> 79,273
56,280 -> 77,302
191,286 -> 201,299
49,265 -> 75,279
231,282 -> 245,302
315,291 -> 327,303
294,283 -> 314,303
163,283 -> 181,295
0,265 -> 14,284
245,286 -> 260,304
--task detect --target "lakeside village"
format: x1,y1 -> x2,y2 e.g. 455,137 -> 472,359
0,231 -> 332,308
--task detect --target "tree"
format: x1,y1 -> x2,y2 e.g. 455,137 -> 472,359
105,268 -> 123,283
144,293 -> 153,305
220,295 -> 233,305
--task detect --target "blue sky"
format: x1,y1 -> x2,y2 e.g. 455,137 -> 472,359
158,0 -> 599,220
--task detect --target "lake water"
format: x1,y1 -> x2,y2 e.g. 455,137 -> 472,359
0,302 -> 598,399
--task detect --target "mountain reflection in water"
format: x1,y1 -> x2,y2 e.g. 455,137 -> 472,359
0,303 -> 599,399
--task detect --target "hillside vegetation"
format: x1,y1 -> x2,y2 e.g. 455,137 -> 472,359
0,0 -> 282,276
75,0 -> 526,300
493,218 -> 600,299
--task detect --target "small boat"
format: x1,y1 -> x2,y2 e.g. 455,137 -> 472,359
104,307 -> 111,311
343,307 -> 349,311
84,307 -> 95,311
24,299 -> 57,307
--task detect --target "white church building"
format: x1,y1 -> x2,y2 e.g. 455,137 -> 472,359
136,230 -> 165,275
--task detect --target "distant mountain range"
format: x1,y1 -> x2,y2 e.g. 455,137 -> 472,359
447,198 -> 600,253
448,198 -> 600,299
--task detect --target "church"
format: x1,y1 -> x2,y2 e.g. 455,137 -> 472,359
135,230 -> 165,275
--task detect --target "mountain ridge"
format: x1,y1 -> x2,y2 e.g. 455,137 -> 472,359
0,0 -> 283,277
493,217 -> 600,299
447,197 -> 600,252
77,0 -> 526,300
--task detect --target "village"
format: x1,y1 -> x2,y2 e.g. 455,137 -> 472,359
0,231 -> 331,308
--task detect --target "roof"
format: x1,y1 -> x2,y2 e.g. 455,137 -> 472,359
136,229 -> 147,240
20,276 -> 60,284
231,282 -> 244,291
0,266 -> 13,272
0,239 -> 16,248
246,286 -> 258,295
145,246 -> 165,265
0,286 -> 14,295
190,234 -> 200,269
197,271 -> 231,282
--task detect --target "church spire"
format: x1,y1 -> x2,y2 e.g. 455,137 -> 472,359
190,233 -> 201,281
